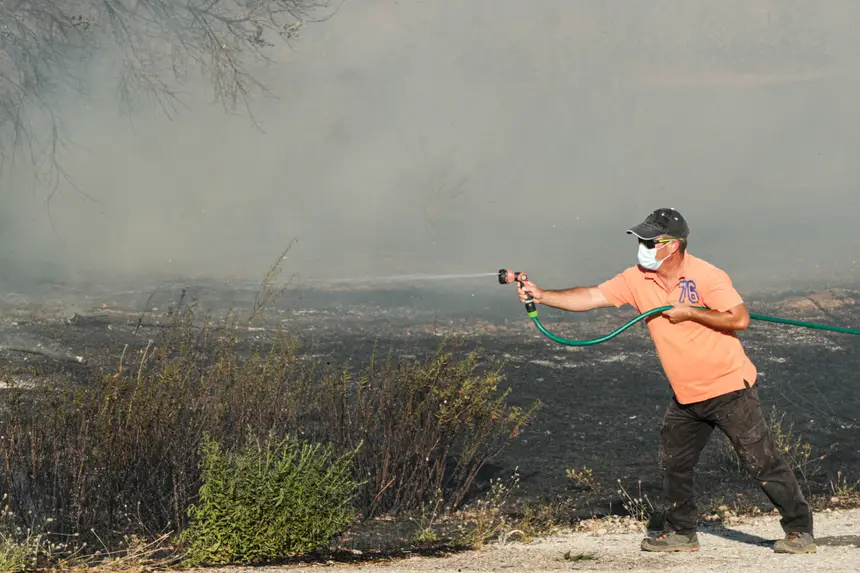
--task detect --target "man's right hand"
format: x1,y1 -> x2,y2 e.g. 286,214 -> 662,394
517,280 -> 544,305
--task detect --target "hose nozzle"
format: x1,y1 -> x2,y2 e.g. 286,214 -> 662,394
498,269 -> 523,285
498,269 -> 538,317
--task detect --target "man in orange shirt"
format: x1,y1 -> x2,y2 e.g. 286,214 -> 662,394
517,208 -> 815,554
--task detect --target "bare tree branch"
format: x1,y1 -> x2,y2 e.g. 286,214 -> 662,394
0,0 -> 338,193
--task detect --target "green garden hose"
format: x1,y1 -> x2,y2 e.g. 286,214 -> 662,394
497,269 -> 860,346
529,305 -> 860,347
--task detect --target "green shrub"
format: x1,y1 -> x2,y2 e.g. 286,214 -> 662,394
182,433 -> 361,565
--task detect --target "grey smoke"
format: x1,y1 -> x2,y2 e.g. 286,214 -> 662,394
3,0 -> 860,295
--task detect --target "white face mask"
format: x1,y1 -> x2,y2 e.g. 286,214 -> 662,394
637,242 -> 668,270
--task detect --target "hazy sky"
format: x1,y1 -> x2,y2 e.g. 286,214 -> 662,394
3,1 -> 860,294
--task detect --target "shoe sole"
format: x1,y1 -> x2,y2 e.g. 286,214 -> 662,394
774,545 -> 818,554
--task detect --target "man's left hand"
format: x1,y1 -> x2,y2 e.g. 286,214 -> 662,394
663,304 -> 693,324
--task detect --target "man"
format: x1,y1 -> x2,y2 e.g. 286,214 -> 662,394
516,208 -> 815,554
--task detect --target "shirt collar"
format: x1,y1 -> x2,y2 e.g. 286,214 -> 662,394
641,253 -> 689,283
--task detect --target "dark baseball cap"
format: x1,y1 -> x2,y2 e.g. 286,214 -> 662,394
626,208 -> 689,240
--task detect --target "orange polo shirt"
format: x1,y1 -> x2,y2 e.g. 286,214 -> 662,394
597,253 -> 757,405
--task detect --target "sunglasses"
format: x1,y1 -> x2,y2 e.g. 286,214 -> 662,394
639,238 -> 679,249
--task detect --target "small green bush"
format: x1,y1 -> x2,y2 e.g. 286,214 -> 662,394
181,432 -> 361,566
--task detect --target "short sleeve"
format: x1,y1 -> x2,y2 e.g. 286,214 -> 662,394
701,269 -> 744,312
598,268 -> 637,310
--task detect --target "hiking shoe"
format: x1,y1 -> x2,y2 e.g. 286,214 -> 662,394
641,531 -> 700,552
774,532 -> 817,554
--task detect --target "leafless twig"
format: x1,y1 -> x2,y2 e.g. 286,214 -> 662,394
0,0 -> 339,194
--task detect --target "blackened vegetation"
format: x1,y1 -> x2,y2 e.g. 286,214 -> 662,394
0,295 -> 537,558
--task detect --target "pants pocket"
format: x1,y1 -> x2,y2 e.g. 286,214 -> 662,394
730,408 -> 775,479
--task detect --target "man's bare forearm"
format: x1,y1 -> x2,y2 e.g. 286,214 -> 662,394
686,307 -> 750,332
539,287 -> 606,312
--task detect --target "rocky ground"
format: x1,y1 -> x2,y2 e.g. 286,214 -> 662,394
195,508 -> 860,572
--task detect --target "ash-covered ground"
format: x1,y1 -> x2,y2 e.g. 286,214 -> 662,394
2,278 -> 859,520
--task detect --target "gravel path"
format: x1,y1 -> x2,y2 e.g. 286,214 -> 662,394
198,509 -> 859,573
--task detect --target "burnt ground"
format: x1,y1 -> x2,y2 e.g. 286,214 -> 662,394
2,278 -> 860,526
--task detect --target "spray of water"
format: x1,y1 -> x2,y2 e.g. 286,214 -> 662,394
304,272 -> 498,285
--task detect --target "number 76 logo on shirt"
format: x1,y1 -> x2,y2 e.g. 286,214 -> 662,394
678,280 -> 699,304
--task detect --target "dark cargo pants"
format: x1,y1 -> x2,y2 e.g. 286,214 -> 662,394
658,382 -> 813,536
